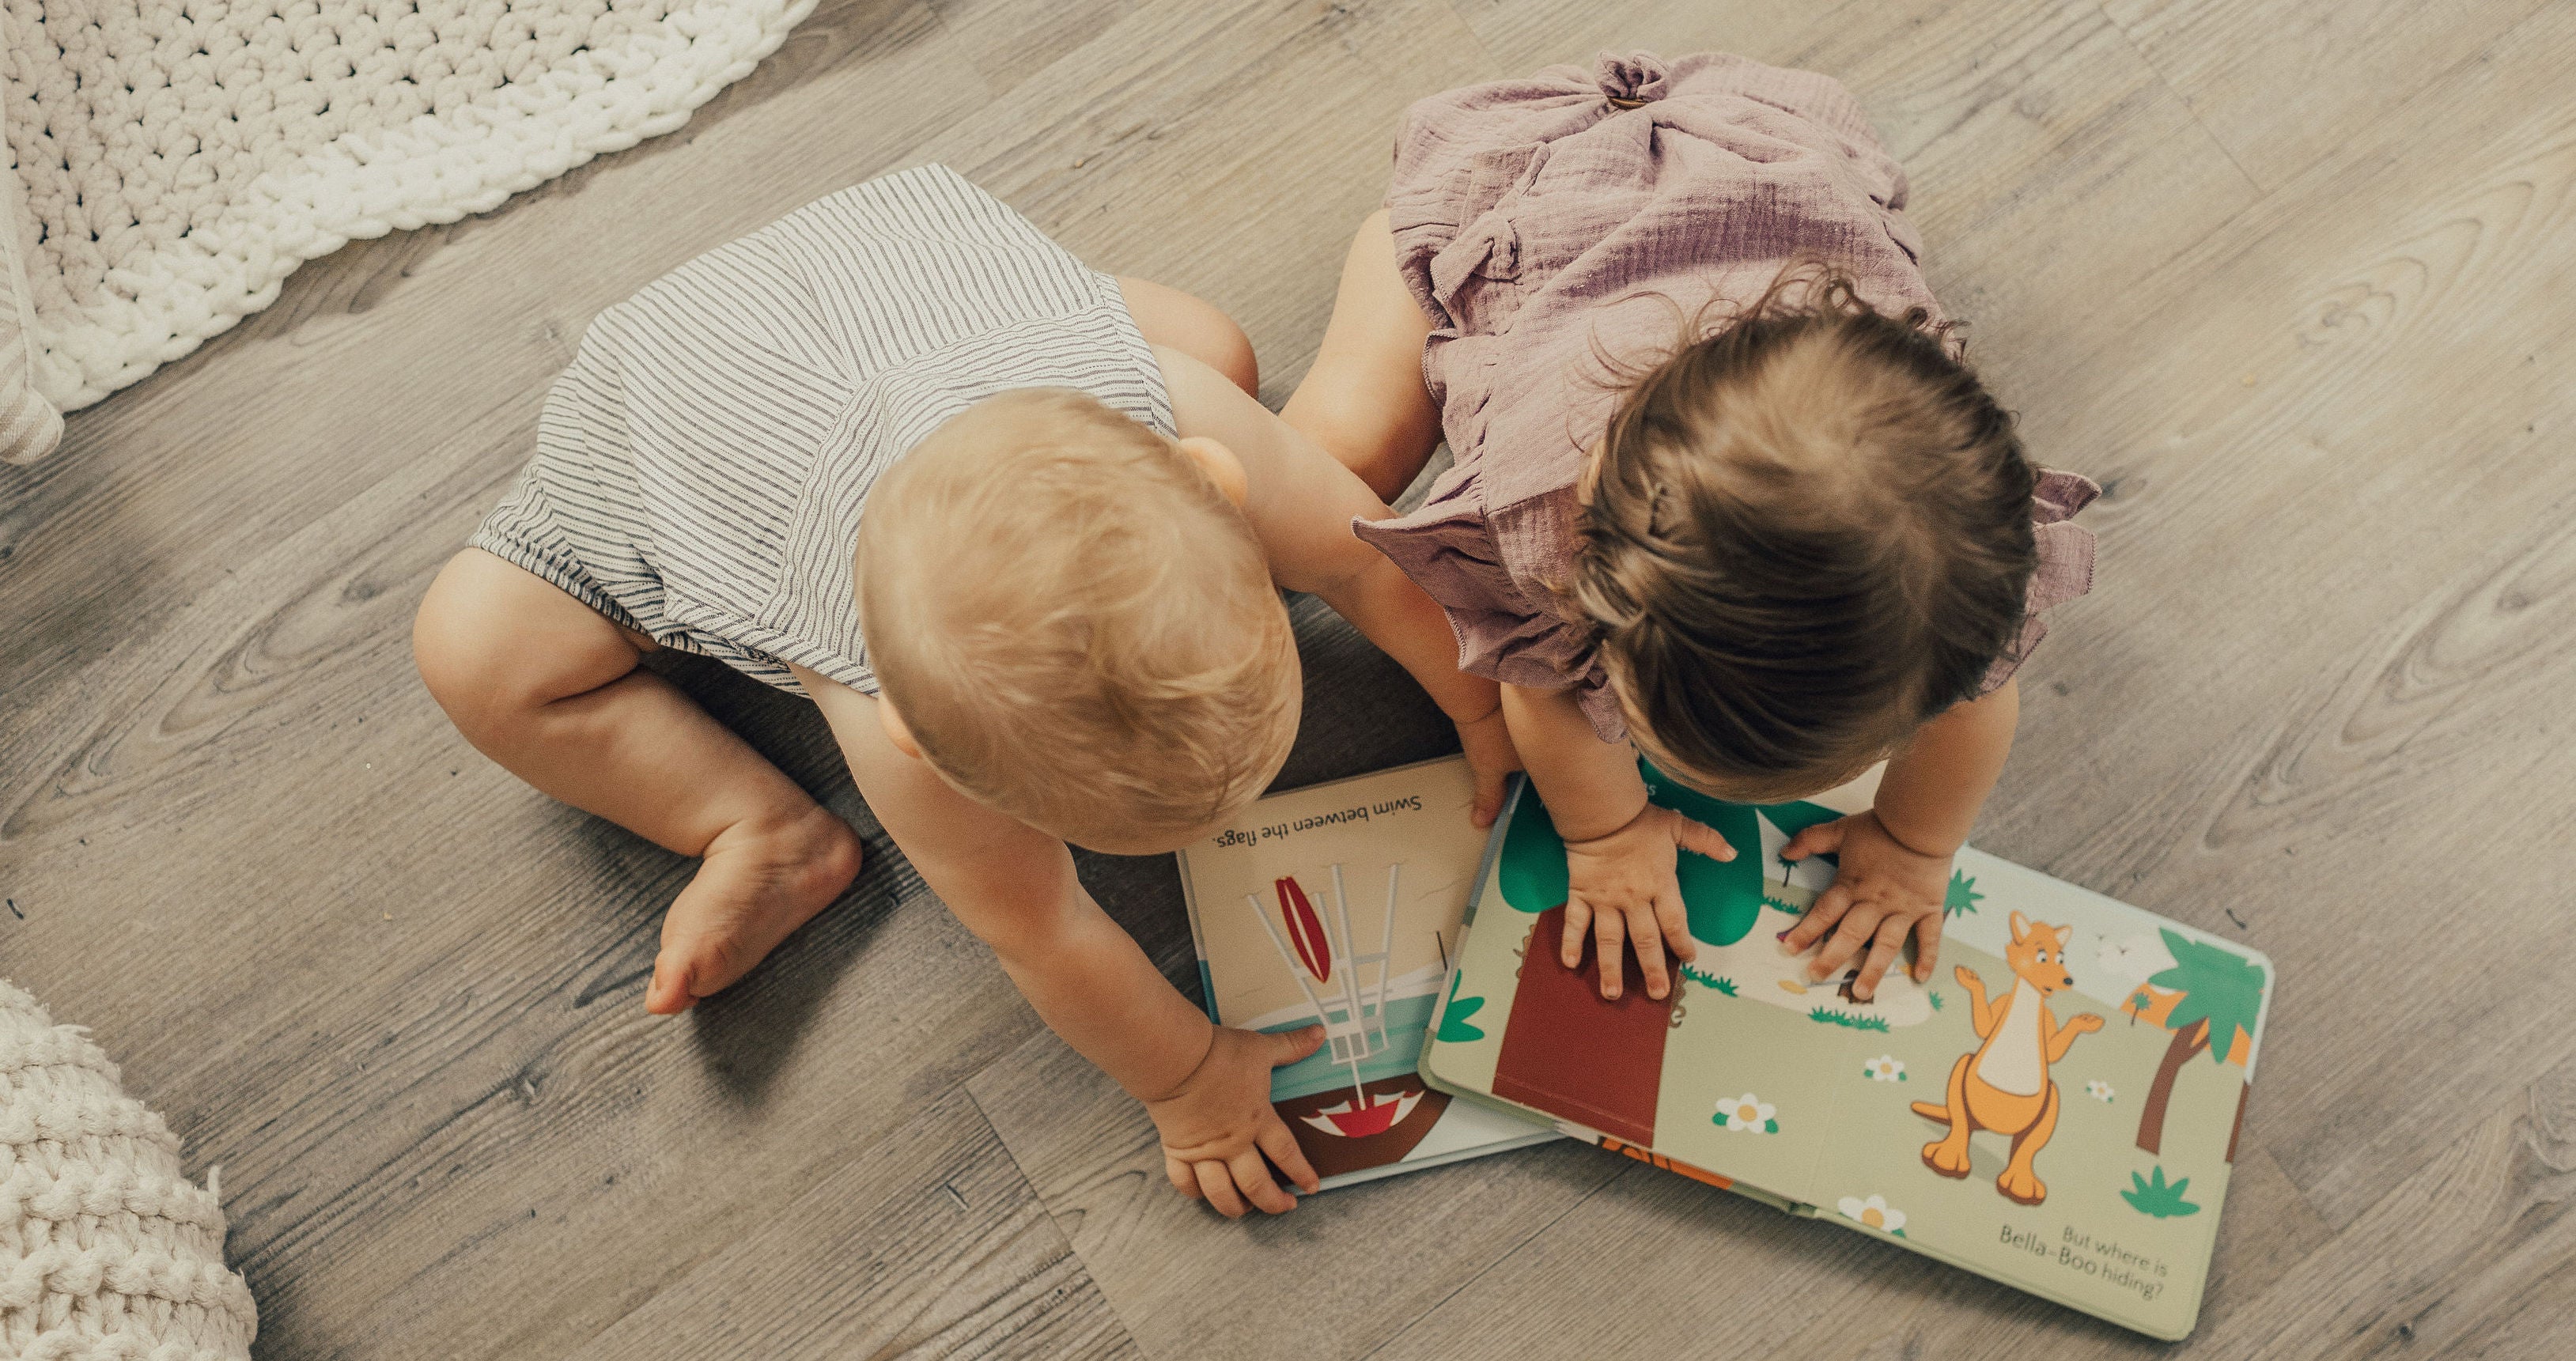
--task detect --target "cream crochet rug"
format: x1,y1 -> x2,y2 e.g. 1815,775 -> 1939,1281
1,979 -> 255,1359
0,0 -> 815,454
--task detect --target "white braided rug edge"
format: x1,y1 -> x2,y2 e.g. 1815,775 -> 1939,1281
1,977 -> 255,1360
17,0 -> 817,419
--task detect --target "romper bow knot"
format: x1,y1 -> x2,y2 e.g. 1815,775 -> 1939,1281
1594,51 -> 1670,108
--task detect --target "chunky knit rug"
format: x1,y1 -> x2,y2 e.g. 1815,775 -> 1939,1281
0,0 -> 815,429
0,979 -> 255,1360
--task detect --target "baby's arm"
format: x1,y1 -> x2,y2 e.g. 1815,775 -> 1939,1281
1157,345 -> 1517,822
1780,678 -> 2020,1000
793,666 -> 1325,1216
1502,682 -> 1734,1002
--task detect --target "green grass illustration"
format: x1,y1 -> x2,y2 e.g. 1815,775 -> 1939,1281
1927,991 -> 1944,1011
1807,1007 -> 1892,1033
1681,965 -> 1739,996
1945,870 -> 1984,917
1436,973 -> 1485,1043
2120,1166 -> 2201,1219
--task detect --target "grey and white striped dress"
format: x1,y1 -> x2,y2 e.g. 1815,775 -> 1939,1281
471,164 -> 1175,696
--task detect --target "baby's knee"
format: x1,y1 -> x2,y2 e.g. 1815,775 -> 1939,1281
1189,306 -> 1259,397
414,562 -> 520,735
1116,276 -> 1258,396
413,552 -> 628,738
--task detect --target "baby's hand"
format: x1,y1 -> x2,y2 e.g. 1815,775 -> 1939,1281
1779,810 -> 1952,1001
1454,707 -> 1522,828
1560,804 -> 1733,1001
1146,1024 -> 1325,1217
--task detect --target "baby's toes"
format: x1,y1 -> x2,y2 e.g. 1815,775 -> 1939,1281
645,951 -> 700,1015
660,928 -> 752,1004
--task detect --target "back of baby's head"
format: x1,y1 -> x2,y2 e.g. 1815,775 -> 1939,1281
1571,271 -> 2039,800
857,389 -> 1299,853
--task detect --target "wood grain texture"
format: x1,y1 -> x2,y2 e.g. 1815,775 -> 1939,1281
2099,0 -> 2557,191
967,1027 -> 1628,1361
565,1087 -> 1143,1360
2,0 -> 2573,1355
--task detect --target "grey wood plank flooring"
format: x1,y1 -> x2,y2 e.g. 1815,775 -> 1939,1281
4,1 -> 2572,1357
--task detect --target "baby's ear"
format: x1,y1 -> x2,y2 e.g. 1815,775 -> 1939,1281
1175,436 -> 1250,508
876,694 -> 925,760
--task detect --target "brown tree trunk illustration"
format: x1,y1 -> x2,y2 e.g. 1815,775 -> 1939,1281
2226,1080 -> 2247,1163
2136,1017 -> 2210,1155
1493,905 -> 1674,1145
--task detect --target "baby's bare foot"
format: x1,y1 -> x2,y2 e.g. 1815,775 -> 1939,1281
645,807 -> 864,1014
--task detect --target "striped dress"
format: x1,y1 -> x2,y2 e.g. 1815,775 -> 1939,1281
471,164 -> 1174,696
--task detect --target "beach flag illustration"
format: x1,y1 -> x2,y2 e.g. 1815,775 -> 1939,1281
1246,865 -> 1419,1137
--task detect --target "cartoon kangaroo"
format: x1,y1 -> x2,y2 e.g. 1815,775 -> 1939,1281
1912,911 -> 2104,1205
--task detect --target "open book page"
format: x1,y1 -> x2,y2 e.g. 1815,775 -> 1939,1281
1794,847 -> 2271,1337
1175,758 -> 1558,1189
1424,771 -> 2271,1339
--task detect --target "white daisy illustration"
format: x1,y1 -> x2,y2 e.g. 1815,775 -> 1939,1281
1837,1194 -> 1908,1235
2086,1079 -> 2115,1102
1715,1093 -> 1778,1133
1862,1055 -> 1906,1083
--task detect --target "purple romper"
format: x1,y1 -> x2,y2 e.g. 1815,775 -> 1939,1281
1352,51 -> 2099,742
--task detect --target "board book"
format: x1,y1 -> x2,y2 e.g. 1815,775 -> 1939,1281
1175,758 -> 1560,1189
1420,768 -> 2275,1340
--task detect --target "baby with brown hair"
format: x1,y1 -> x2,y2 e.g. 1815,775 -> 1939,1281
1286,51 -> 2097,1006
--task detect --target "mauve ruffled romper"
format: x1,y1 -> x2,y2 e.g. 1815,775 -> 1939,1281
1352,51 -> 2098,741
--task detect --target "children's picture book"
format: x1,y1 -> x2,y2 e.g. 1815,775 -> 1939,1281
1420,768 -> 2275,1340
1175,758 -> 1561,1189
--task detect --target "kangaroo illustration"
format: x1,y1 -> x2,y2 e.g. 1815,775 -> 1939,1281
1912,911 -> 2103,1205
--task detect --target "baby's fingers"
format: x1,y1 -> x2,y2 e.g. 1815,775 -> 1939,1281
1654,891 -> 1697,966
1256,1113 -> 1320,1195
1560,898 -> 1593,970
1782,821 -> 1847,861
1229,1149 -> 1296,1215
1850,913 -> 1913,1002
1193,1159 -> 1249,1219
1787,883 -> 1852,955
1594,907 -> 1630,1001
1167,1154 -> 1201,1200
1626,904 -> 1671,1001
1910,911 -> 1946,982
1670,815 -> 1736,865
1811,902 -> 1884,981
1469,765 -> 1507,830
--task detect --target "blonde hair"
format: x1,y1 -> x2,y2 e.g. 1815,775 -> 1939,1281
1569,268 -> 2038,801
857,388 -> 1299,851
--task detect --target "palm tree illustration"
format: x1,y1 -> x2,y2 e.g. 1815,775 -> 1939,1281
2129,929 -> 2266,1159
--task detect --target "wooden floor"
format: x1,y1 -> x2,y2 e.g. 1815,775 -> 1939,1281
5,0 -> 2574,1355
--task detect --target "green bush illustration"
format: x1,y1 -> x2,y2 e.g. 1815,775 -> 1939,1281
1496,790 -> 1571,915
1681,965 -> 1738,996
1436,973 -> 1486,1043
1945,871 -> 1984,917
1497,763 -> 1842,951
1927,991 -> 1945,1011
1807,1007 -> 1892,1033
2120,1166 -> 2201,1219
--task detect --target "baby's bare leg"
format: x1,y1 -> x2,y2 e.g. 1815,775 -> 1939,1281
1280,209 -> 1443,503
414,549 -> 861,1013
1117,276 -> 1260,397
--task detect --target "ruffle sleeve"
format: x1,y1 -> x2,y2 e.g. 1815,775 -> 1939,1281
1353,472 -> 1630,742
1981,469 -> 2101,693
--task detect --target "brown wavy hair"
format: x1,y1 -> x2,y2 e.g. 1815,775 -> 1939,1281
1565,267 -> 2038,800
